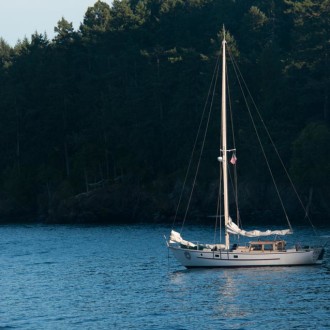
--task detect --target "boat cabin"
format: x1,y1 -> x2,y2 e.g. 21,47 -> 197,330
248,240 -> 286,252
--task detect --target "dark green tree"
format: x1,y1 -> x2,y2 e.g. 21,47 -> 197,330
285,0 -> 330,123
80,0 -> 112,37
54,17 -> 76,45
291,123 -> 330,187
0,38 -> 12,69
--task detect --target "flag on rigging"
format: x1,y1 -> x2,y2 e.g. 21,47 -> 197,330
230,153 -> 237,165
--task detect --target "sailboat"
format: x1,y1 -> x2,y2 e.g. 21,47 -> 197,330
167,29 -> 325,268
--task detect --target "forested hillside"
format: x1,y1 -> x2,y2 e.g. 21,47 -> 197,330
0,0 -> 329,224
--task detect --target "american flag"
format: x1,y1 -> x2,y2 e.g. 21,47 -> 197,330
230,153 -> 237,165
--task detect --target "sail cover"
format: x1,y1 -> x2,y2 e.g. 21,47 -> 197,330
169,230 -> 197,247
226,218 -> 292,237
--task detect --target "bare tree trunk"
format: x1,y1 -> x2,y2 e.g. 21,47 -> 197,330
15,101 -> 21,174
64,141 -> 70,178
305,187 -> 313,218
62,98 -> 70,177
84,167 -> 89,193
324,50 -> 329,122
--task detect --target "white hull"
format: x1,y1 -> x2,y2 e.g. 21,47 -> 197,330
167,31 -> 326,270
169,246 -> 324,268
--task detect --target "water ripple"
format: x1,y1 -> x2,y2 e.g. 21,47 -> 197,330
0,225 -> 328,329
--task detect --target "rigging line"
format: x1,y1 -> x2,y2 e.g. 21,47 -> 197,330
227,49 -> 318,236
216,60 -> 223,245
226,60 -> 240,227
229,63 -> 318,236
214,162 -> 223,244
227,163 -> 237,212
226,161 -> 242,233
227,48 -> 293,232
172,53 -> 221,231
181,54 -> 221,232
226,61 -> 237,150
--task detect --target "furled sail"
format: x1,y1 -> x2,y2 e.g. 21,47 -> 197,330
169,230 -> 197,247
226,218 -> 292,237
169,230 -> 226,250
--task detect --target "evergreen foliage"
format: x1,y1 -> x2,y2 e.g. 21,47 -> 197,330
0,0 -> 328,223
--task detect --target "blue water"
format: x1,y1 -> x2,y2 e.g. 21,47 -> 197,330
0,224 -> 329,329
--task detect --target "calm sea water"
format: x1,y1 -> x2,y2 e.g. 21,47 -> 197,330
0,224 -> 329,329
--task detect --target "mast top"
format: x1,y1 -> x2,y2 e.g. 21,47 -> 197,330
222,25 -> 226,43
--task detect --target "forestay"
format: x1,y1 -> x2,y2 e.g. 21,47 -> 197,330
226,218 -> 292,237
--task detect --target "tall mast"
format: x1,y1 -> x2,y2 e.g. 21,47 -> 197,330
221,28 -> 230,250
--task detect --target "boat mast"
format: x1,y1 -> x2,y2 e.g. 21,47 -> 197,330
221,28 -> 230,250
